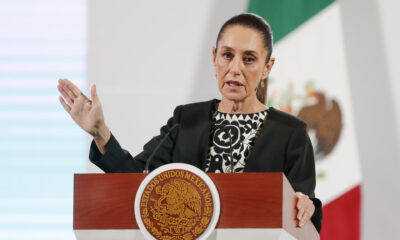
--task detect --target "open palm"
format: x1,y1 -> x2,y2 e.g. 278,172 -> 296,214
57,78 -> 105,137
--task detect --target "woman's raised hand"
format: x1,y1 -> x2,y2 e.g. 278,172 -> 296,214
57,79 -> 110,152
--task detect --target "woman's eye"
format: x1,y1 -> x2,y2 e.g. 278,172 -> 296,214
222,52 -> 233,59
244,57 -> 254,63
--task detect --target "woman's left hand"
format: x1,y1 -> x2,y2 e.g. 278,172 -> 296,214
295,192 -> 315,227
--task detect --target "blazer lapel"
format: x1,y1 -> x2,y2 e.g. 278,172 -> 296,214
199,99 -> 218,170
177,99 -> 218,170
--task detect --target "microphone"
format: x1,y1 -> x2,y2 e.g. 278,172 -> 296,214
215,124 -> 234,173
143,123 -> 180,174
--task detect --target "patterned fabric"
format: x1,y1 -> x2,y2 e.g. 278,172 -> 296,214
205,109 -> 268,173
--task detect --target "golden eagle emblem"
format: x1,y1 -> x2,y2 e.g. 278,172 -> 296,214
139,170 -> 213,240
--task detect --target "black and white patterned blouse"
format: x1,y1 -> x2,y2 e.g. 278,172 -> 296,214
205,109 -> 268,173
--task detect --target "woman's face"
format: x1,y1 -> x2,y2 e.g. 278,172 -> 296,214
213,25 -> 274,103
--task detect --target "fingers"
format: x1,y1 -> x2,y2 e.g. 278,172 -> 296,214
64,85 -> 77,103
296,197 -> 307,226
298,204 -> 314,227
59,96 -> 71,113
60,78 -> 82,97
57,79 -> 77,105
91,84 -> 99,104
70,94 -> 86,117
57,79 -> 99,118
295,192 -> 315,227
57,85 -> 72,105
58,78 -> 93,104
297,203 -> 306,222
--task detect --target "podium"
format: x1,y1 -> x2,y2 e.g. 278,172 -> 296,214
73,172 -> 319,240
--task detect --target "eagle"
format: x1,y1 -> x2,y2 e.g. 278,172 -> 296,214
297,91 -> 343,161
157,179 -> 202,220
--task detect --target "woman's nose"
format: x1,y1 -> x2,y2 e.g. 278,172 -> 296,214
229,56 -> 242,76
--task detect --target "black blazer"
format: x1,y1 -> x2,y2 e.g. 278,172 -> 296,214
90,99 -> 322,232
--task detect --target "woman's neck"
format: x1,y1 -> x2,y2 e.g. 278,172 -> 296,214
218,96 -> 267,114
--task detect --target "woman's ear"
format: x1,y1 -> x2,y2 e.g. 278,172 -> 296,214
262,57 -> 275,79
212,47 -> 217,69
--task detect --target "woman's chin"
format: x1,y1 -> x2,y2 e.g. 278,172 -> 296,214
221,92 -> 246,102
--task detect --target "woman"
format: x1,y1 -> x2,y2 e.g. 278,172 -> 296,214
58,13 -> 322,232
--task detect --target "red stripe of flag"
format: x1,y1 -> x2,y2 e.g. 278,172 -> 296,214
320,185 -> 361,240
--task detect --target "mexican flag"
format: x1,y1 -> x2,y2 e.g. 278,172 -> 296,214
248,0 -> 362,239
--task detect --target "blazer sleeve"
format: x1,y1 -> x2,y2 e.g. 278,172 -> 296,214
284,123 -> 323,233
89,105 -> 182,173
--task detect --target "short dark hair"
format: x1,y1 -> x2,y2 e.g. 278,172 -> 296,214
216,13 -> 273,62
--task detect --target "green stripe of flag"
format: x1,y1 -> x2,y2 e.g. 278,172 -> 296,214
247,0 -> 335,43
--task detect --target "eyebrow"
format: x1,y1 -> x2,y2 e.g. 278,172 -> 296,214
221,46 -> 258,56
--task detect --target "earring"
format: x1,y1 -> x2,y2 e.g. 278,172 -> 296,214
260,80 -> 265,88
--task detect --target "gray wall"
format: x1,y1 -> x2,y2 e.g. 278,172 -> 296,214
86,0 -> 247,173
340,0 -> 400,239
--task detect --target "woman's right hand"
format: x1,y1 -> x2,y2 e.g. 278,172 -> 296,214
57,78 -> 110,153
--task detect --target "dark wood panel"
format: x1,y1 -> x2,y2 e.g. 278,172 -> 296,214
74,173 -> 146,229
208,173 -> 283,228
74,173 -> 298,230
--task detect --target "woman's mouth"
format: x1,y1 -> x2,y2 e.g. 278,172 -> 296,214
226,80 -> 243,88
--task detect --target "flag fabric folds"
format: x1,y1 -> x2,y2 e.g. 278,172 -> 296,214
248,0 -> 362,239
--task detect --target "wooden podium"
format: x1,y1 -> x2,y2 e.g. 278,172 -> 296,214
73,172 -> 319,240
